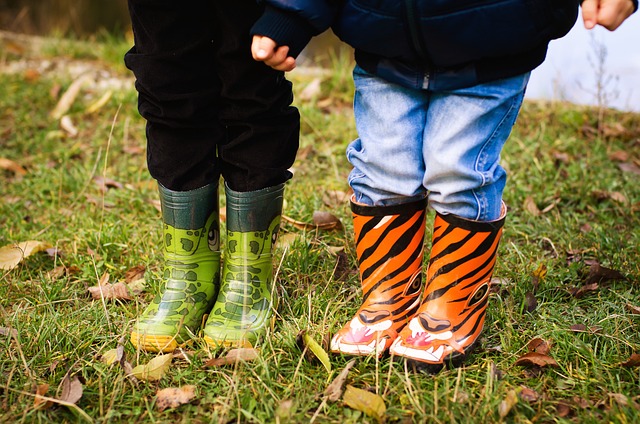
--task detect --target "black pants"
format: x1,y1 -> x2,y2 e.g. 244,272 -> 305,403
125,0 -> 300,192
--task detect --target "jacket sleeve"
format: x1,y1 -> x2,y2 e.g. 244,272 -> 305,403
250,0 -> 340,58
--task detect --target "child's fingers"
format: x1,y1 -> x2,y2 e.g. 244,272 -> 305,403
581,0 -> 598,29
266,46 -> 297,72
251,35 -> 278,61
595,0 -> 635,30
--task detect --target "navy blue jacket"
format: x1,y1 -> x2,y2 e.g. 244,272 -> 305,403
252,0 -> 637,90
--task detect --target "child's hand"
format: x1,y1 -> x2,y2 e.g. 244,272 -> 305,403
251,35 -> 297,72
582,0 -> 635,30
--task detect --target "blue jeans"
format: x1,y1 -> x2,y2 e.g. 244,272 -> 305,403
347,65 -> 529,221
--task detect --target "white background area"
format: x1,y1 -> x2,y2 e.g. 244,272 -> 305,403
526,9 -> 640,112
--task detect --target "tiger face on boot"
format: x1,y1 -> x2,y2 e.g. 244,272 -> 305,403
390,207 -> 505,366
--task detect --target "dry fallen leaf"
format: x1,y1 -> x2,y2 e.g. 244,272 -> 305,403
87,282 -> 133,301
125,265 -> 146,283
312,211 -> 343,230
619,353 -> 640,368
86,90 -> 113,114
59,375 -> 83,405
570,324 -> 588,332
518,386 -> 540,403
275,399 -> 295,422
527,338 -> 551,355
325,359 -> 357,402
343,385 -> 386,423
584,260 -> 626,285
60,115 -> 78,137
524,291 -> 537,313
625,304 -> 640,315
514,352 -> 559,368
102,346 -> 124,366
0,157 -> 27,176
50,73 -> 93,120
204,348 -> 259,367
498,389 -> 519,418
131,353 -> 173,381
155,385 -> 196,411
34,384 -> 52,410
0,327 -> 18,338
0,240 -> 53,270
523,196 -> 541,216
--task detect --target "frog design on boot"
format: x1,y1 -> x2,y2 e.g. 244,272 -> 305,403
131,183 -> 220,353
203,183 -> 284,348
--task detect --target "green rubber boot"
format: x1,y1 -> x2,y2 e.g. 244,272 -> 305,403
131,183 -> 220,352
203,183 -> 284,348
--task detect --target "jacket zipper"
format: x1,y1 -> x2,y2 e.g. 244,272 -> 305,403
403,0 -> 431,88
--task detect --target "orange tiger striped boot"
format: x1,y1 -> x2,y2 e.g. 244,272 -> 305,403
330,197 -> 427,357
389,205 -> 506,371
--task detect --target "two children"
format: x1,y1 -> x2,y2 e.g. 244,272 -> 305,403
250,0 -> 637,368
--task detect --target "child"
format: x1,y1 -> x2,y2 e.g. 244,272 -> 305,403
250,0 -> 637,368
125,0 -> 300,352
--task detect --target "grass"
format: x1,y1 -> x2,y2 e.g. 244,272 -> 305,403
1,34 -> 639,423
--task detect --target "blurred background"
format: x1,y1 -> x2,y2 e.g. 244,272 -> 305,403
1,0 -> 639,111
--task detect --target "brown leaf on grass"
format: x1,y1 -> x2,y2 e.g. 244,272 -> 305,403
518,386 -> 540,403
0,327 -> 18,338
34,384 -> 53,410
625,304 -> 640,315
59,375 -> 83,405
0,157 -> 27,176
609,150 -> 629,162
343,385 -> 386,423
572,396 -> 592,409
592,189 -> 628,204
584,260 -> 625,285
498,389 -> 519,419
325,359 -> 357,402
570,324 -> 588,332
93,176 -> 124,193
607,393 -> 640,409
282,212 -> 343,231
556,400 -> 573,418
204,348 -> 259,367
514,352 -> 558,368
527,338 -> 551,355
524,291 -> 537,313
124,265 -> 146,283
523,196 -> 541,216
617,162 -> 640,176
88,282 -> 133,301
569,282 -> 600,298
0,240 -> 53,270
618,353 -> 640,368
312,211 -> 344,230
155,385 -> 196,411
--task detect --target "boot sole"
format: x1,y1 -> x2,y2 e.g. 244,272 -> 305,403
130,332 -> 182,353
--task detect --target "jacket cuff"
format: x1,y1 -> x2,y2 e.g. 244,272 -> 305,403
250,6 -> 315,59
